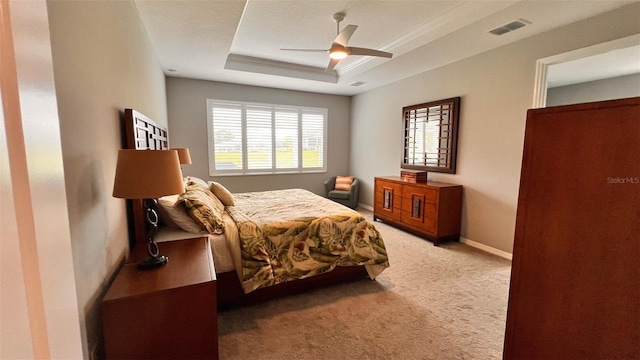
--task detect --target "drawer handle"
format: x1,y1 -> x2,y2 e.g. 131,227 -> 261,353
412,198 -> 421,218
384,190 -> 391,209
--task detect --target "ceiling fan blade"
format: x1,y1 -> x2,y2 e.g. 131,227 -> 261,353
326,58 -> 341,72
348,47 -> 393,58
281,48 -> 329,52
334,24 -> 358,47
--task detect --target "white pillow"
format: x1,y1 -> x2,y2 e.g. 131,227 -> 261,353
208,181 -> 235,206
156,194 -> 204,233
184,176 -> 208,188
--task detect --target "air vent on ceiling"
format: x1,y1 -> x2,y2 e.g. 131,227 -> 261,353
349,81 -> 366,87
489,18 -> 530,36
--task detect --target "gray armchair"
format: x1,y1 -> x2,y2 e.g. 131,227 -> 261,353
323,176 -> 360,209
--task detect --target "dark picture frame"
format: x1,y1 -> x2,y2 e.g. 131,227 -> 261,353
401,97 -> 460,174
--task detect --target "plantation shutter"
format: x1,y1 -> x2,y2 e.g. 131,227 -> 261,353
245,105 -> 273,169
211,102 -> 243,170
275,108 -> 299,169
207,99 -> 327,175
301,110 -> 324,169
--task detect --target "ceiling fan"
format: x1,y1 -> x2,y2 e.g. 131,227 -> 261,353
281,12 -> 393,72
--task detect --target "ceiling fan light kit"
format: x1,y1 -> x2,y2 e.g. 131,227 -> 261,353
329,44 -> 349,59
281,12 -> 393,72
329,51 -> 348,60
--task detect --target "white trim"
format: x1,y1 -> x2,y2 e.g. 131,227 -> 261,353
532,34 -> 640,108
460,237 -> 512,260
224,54 -> 338,83
205,98 -> 216,175
532,59 -> 548,109
2,1 -> 83,357
361,203 -> 512,260
358,203 -> 373,212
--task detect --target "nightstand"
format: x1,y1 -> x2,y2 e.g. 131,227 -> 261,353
102,237 -> 218,359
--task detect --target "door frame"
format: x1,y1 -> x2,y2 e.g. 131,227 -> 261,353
532,34 -> 640,108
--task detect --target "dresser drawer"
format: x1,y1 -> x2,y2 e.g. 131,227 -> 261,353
403,184 -> 437,204
373,176 -> 462,245
400,198 -> 436,233
102,238 -> 218,359
374,179 -> 402,221
375,179 -> 403,196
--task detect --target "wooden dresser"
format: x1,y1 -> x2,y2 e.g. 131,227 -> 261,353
503,98 -> 639,359
373,176 -> 462,245
102,237 -> 218,359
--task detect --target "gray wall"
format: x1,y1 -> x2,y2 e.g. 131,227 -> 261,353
48,0 -> 167,356
350,3 -> 640,254
166,77 -> 351,196
38,2 -> 640,355
547,73 -> 640,106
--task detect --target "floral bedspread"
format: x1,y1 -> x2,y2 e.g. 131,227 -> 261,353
225,189 -> 389,293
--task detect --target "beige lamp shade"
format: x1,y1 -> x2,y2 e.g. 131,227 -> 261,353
112,149 -> 185,199
172,148 -> 192,165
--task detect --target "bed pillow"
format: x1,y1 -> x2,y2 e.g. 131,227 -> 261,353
208,181 -> 235,206
184,182 -> 225,213
334,176 -> 354,191
184,176 -> 208,188
178,184 -> 226,234
156,194 -> 205,233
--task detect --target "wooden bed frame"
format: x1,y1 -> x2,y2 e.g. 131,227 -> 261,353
122,109 -> 370,309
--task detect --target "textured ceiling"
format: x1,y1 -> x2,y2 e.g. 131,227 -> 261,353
134,0 -> 638,96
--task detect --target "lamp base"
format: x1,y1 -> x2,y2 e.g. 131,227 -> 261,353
137,255 -> 169,269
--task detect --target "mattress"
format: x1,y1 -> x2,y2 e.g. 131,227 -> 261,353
155,212 -> 236,273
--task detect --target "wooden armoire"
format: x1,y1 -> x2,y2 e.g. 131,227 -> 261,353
503,97 -> 639,359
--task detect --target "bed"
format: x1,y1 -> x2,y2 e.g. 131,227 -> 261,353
122,109 -> 390,308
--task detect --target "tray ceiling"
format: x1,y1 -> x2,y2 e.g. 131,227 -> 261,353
134,0 -> 636,95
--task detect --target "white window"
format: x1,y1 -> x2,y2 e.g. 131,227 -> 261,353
206,99 -> 327,175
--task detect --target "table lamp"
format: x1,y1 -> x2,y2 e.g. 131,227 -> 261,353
172,147 -> 192,165
112,149 -> 185,268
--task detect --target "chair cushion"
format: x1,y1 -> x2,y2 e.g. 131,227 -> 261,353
328,189 -> 351,200
335,175 -> 354,191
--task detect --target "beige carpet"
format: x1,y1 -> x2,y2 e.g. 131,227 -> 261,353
218,209 -> 512,359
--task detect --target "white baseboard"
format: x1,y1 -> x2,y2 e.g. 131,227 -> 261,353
358,204 -> 512,261
358,203 -> 373,211
460,237 -> 512,260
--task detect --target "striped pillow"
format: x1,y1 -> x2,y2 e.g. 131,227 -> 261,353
334,176 -> 354,191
